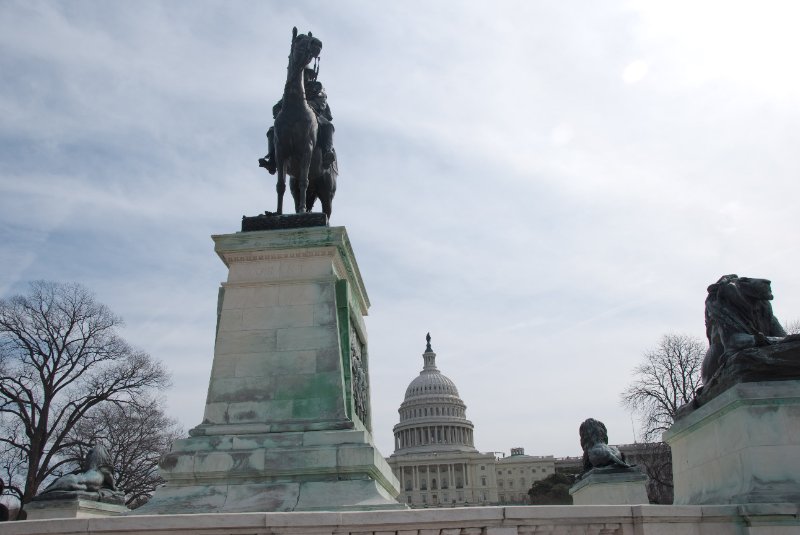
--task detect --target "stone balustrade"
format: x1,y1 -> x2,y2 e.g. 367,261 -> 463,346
5,503 -> 799,535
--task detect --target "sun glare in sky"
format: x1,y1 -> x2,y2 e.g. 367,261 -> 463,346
622,60 -> 649,84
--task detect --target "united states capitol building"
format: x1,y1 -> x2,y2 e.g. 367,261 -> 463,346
386,335 -> 557,507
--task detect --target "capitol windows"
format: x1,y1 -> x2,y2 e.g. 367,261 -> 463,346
405,480 -> 412,491
499,493 -> 505,502
431,478 -> 438,490
421,494 -> 427,504
498,481 -> 503,488
481,476 -> 487,486
509,480 -> 514,488
480,466 -> 485,470
407,495 -> 411,503
520,478 -> 525,487
458,491 -> 464,501
420,478 -> 427,490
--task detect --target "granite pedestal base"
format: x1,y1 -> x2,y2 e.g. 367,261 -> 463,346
665,380 -> 800,505
136,227 -> 401,513
25,498 -> 128,520
137,426 -> 401,513
569,470 -> 649,505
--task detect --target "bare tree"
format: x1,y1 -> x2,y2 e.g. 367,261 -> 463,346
784,319 -> 800,335
621,334 -> 704,441
618,441 -> 673,504
62,397 -> 183,508
0,281 -> 170,509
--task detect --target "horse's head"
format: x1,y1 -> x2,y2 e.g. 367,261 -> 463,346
290,28 -> 322,72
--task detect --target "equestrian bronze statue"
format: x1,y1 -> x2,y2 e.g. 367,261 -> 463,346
259,28 -> 337,219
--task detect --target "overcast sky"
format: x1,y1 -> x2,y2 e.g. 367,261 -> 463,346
2,1 -> 799,459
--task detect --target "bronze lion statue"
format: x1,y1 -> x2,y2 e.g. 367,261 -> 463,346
579,418 -> 631,474
702,275 -> 787,383
40,445 -> 116,494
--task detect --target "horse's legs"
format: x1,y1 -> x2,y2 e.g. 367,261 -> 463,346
288,176 -> 300,213
296,148 -> 312,214
305,190 -> 316,213
295,184 -> 303,213
276,163 -> 286,215
320,193 -> 332,219
296,176 -> 309,213
321,168 -> 335,219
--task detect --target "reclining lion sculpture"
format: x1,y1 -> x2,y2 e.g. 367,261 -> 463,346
39,445 -> 119,496
579,418 -> 633,477
702,274 -> 788,383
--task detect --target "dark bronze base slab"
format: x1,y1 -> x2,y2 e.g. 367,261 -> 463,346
677,337 -> 800,418
242,212 -> 328,232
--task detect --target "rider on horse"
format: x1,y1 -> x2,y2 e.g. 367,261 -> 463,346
259,67 -> 336,175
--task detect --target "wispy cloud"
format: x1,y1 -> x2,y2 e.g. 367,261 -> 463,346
2,0 -> 799,458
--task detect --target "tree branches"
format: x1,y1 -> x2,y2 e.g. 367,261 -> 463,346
0,281 -> 171,506
620,334 -> 704,441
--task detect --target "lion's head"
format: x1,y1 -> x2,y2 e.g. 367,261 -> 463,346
579,418 -> 608,450
84,444 -> 116,490
83,445 -> 112,471
579,418 -> 607,458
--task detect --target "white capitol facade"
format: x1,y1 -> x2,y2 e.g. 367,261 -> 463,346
386,335 -> 556,507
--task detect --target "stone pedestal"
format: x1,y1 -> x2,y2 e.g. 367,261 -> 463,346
136,226 -> 402,513
665,380 -> 800,505
25,498 -> 128,519
569,469 -> 649,505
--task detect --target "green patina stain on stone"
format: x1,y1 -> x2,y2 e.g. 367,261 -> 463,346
273,372 -> 341,409
336,279 -> 353,420
291,397 -> 337,419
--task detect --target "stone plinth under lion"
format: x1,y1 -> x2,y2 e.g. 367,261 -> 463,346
666,274 -> 800,505
568,419 -> 648,505
134,226 -> 402,514
27,446 -> 129,519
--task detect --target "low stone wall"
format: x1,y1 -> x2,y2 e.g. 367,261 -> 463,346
4,503 -> 799,535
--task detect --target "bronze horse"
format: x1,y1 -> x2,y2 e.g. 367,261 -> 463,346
273,28 -> 337,218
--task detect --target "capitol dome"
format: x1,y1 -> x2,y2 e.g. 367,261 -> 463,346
404,365 -> 460,398
392,334 -> 476,454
